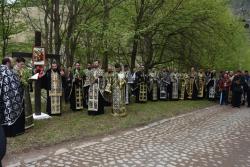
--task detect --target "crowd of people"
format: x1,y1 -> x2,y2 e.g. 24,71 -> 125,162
0,57 -> 249,166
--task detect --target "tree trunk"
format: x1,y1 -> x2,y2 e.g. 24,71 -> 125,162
144,34 -> 153,72
54,0 -> 61,55
2,39 -> 7,58
130,34 -> 139,72
130,0 -> 145,72
86,32 -> 92,64
44,0 -> 49,53
49,1 -> 54,53
65,0 -> 75,67
1,0 -> 6,58
102,0 -> 110,72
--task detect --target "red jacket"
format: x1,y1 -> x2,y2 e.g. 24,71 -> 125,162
219,78 -> 231,91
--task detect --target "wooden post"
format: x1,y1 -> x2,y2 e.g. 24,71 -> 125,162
12,31 -> 61,116
34,31 -> 42,115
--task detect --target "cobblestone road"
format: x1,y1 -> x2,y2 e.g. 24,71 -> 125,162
5,105 -> 250,167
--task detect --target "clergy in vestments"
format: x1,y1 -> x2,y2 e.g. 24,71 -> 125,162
206,70 -> 217,100
103,65 -> 113,106
88,60 -> 106,115
13,57 -> 34,129
178,73 -> 187,100
111,63 -> 127,116
170,68 -> 179,100
148,68 -> 159,101
124,65 -> 130,104
69,62 -> 84,111
83,63 -> 92,108
159,68 -> 171,100
197,69 -> 206,99
135,65 -> 148,103
1,57 -> 25,137
41,60 -> 65,115
126,67 -> 136,99
186,67 -> 198,100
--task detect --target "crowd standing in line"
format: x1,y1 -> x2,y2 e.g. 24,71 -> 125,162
0,57 -> 249,166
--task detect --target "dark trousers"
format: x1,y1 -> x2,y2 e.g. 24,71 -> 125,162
220,90 -> 229,105
0,125 -> 6,167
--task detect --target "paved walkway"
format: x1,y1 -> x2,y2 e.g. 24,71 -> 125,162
4,105 -> 250,167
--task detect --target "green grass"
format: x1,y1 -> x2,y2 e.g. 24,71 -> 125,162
7,100 -> 215,153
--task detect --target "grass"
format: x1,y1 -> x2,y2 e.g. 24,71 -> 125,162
7,100 -> 215,153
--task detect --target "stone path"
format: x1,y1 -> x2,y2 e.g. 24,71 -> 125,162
4,105 -> 250,167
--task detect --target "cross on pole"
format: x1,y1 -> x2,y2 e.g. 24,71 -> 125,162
12,31 -> 61,115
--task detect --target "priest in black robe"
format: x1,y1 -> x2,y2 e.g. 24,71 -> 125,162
69,62 -> 84,111
41,60 -> 65,115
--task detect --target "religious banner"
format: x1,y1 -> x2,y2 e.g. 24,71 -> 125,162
32,47 -> 45,66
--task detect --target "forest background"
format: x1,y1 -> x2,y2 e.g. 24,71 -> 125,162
0,0 -> 250,72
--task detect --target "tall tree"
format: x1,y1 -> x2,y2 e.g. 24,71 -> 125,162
0,0 -> 22,57
101,0 -> 110,71
53,0 -> 60,55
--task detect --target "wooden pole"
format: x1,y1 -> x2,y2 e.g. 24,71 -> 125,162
12,31 -> 61,115
34,31 -> 42,115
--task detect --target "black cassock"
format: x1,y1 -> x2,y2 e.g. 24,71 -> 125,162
41,69 -> 65,115
0,65 -> 25,137
231,76 -> 243,107
69,70 -> 84,111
